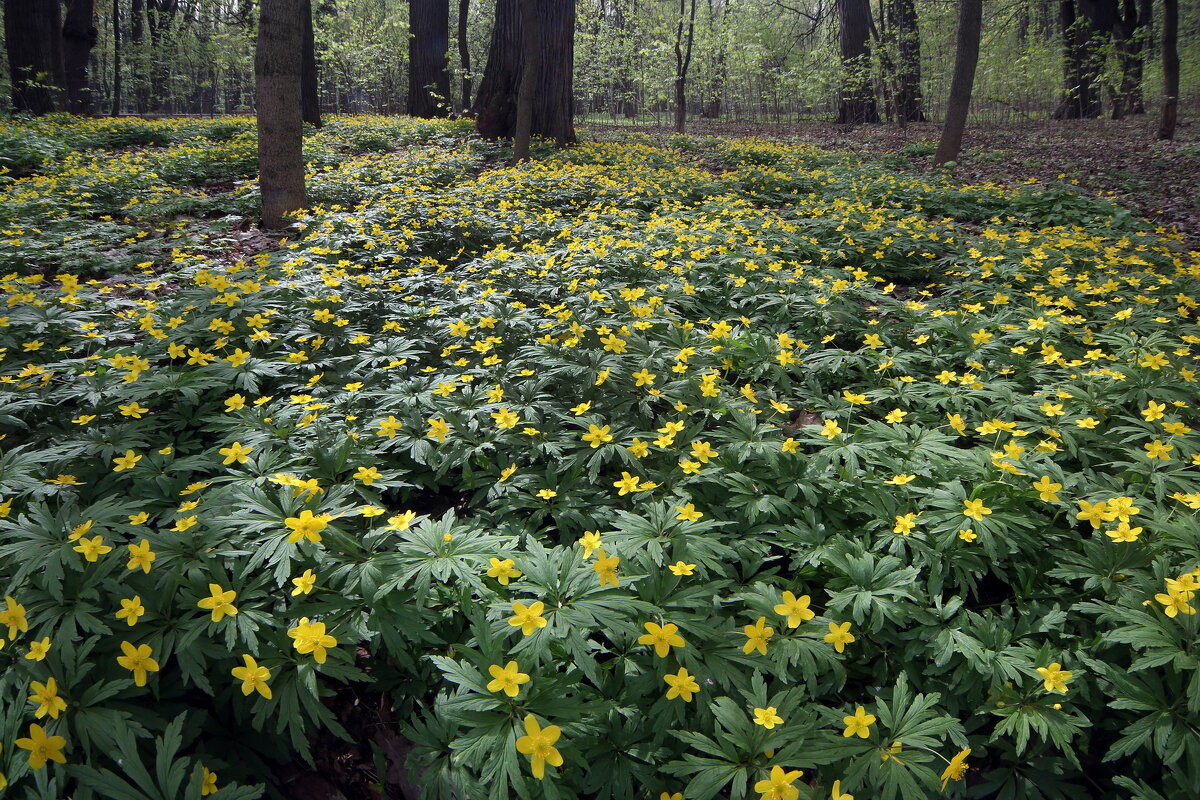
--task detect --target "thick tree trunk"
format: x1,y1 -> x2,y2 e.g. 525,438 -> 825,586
256,0 -> 307,229
458,0 -> 472,112
512,0 -> 540,161
302,0 -> 322,126
1054,0 -> 1105,118
408,0 -> 451,117
111,0 -> 121,115
5,0 -> 61,114
837,0 -> 879,124
474,0 -> 576,146
672,0 -> 697,134
933,0 -> 982,167
888,0 -> 925,122
1157,0 -> 1178,139
63,0 -> 99,114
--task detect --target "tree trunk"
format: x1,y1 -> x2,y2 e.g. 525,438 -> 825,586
474,0 -> 576,146
4,0 -> 61,114
111,0 -> 121,115
1054,0 -> 1105,118
837,0 -> 879,124
63,0 -> 99,114
1128,0 -> 1151,113
458,0 -> 472,113
1157,0 -> 1178,139
132,0 -> 148,112
256,0 -> 307,229
933,0 -> 982,167
408,0 -> 451,117
888,0 -> 925,121
672,0 -> 697,134
512,0 -> 539,161
302,0 -> 322,126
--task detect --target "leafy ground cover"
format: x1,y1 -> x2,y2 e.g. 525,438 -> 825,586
0,115 -> 1198,800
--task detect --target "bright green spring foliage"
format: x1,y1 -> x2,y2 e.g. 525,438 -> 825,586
0,116 -> 1198,800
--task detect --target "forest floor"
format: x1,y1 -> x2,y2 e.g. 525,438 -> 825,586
585,116 -> 1200,249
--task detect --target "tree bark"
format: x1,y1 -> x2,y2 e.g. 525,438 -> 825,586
4,0 -> 61,114
673,0 -> 697,133
111,0 -> 121,115
1054,0 -> 1105,118
458,0 -> 472,112
63,0 -> 99,114
888,0 -> 925,122
256,0 -> 307,229
408,0 -> 451,117
132,0 -> 148,113
933,0 -> 982,167
512,0 -> 540,161
474,0 -> 576,146
302,0 -> 322,126
837,0 -> 879,124
1157,0 -> 1178,139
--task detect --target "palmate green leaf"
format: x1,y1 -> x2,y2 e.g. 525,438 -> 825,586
659,756 -> 743,800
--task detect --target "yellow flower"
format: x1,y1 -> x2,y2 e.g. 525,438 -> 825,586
515,714 -> 562,779
594,547 -> 620,587
675,503 -> 703,522
284,510 -> 329,544
663,667 -> 700,701
486,558 -> 523,585
820,419 -> 843,439
613,471 -> 641,495
487,661 -> 530,697
508,601 -> 548,635
287,617 -> 337,663
197,584 -> 238,622
753,706 -> 784,729
28,677 -> 67,719
842,706 -> 876,738
73,535 -> 112,562
201,766 -> 218,795
831,779 -> 854,800
291,569 -> 318,595
116,595 -> 145,626
117,640 -> 160,686
1076,499 -> 1116,529
754,764 -> 803,800
126,539 -> 156,573
231,654 -> 272,699
1143,440 -> 1173,460
773,591 -> 815,627
892,513 -> 918,535
118,401 -> 150,418
582,424 -> 613,448
353,466 -> 382,485
743,616 -> 775,655
218,441 -> 252,465
426,417 -> 451,442
637,621 -> 686,657
824,621 -> 855,653
885,474 -> 916,485
962,498 -> 992,521
940,748 -> 972,790
578,530 -> 602,559
25,636 -> 51,661
15,723 -> 67,770
1031,476 -> 1062,502
1035,662 -> 1073,693
112,450 -> 142,472
491,407 -> 520,429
